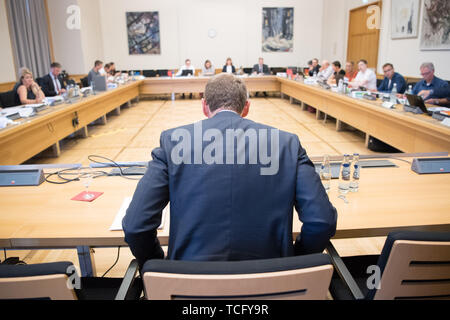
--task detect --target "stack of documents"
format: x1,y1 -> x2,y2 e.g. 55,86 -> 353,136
110,197 -> 168,231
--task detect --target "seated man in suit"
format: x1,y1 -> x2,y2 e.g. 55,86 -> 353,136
40,62 -> 67,97
377,63 -> 406,94
309,58 -> 321,77
252,57 -> 271,97
123,73 -> 338,267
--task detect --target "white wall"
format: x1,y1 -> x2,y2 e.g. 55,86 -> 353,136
47,0 -> 85,74
0,0 -> 17,82
322,0 -> 450,79
98,0 -> 324,70
78,0 -> 104,72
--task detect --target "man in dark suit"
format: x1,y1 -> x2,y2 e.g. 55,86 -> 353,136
377,63 -> 407,94
123,73 -> 337,267
252,57 -> 271,97
40,62 -> 66,97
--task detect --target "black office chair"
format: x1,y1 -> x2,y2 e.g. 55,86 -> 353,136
271,67 -> 287,75
80,76 -> 89,88
143,70 -> 157,77
407,82 -> 417,90
376,78 -> 383,87
35,77 -> 44,88
0,90 -> 20,108
328,231 -> 450,300
0,259 -> 142,300
142,254 -> 333,300
243,68 -> 253,75
156,69 -> 168,77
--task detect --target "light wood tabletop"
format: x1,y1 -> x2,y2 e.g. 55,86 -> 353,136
1,156 -> 449,250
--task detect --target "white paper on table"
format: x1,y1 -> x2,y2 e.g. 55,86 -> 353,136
110,197 -> 168,231
442,118 -> 450,127
18,107 -> 34,118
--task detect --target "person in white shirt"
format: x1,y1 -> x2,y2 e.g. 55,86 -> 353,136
176,59 -> 196,99
176,59 -> 196,77
317,60 -> 334,81
350,59 -> 377,91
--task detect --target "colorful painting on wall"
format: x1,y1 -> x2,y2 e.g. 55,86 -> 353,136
127,11 -> 161,55
262,8 -> 294,52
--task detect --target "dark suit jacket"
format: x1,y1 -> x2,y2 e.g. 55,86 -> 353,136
123,112 -> 337,266
252,64 -> 270,75
309,65 -> 321,77
40,74 -> 66,97
222,65 -> 236,73
377,72 -> 407,94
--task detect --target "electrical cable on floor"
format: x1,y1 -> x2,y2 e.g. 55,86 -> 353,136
101,246 -> 121,278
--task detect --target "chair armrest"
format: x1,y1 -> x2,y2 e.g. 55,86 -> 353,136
115,259 -> 140,300
326,241 -> 365,300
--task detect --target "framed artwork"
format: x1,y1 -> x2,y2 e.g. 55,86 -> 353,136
262,8 -> 294,52
419,0 -> 450,50
126,11 -> 161,55
391,0 -> 421,39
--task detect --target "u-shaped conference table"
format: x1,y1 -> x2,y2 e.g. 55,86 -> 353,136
0,76 -> 449,276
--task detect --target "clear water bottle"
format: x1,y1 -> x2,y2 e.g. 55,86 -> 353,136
405,85 -> 413,106
339,154 -> 351,195
90,81 -> 96,95
320,154 -> 332,193
313,71 -> 318,79
338,79 -> 344,93
390,83 -> 398,104
350,153 -> 360,192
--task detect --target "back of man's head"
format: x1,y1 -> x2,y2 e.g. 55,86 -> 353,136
205,74 -> 247,114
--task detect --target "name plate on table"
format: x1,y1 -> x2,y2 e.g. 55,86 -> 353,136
411,158 -> 450,174
0,169 -> 45,187
381,101 -> 395,109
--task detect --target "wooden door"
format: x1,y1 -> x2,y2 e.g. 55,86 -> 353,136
347,1 -> 381,69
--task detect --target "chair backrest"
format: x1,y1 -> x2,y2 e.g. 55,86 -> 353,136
0,262 -> 78,300
243,68 -> 253,75
0,90 -> 19,108
271,67 -> 287,75
156,69 -> 168,77
36,77 -> 44,87
142,254 -> 333,300
143,70 -> 157,77
370,231 -> 450,300
376,78 -> 383,87
80,76 -> 89,88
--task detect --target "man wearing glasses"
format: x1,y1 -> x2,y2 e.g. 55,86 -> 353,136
412,62 -> 449,104
377,63 -> 406,94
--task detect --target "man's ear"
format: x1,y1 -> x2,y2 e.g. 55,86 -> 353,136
202,98 -> 211,118
241,100 -> 250,118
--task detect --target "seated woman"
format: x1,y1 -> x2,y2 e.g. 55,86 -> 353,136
14,68 -> 45,105
222,58 -> 236,74
201,60 -> 215,76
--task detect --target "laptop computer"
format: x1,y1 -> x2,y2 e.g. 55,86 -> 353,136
405,94 -> 432,115
93,75 -> 107,92
181,69 -> 194,76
